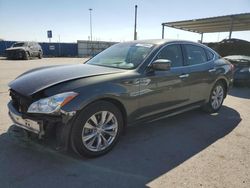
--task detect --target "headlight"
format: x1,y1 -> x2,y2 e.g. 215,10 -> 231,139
27,92 -> 78,114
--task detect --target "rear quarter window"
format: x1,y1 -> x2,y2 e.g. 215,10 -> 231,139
206,49 -> 215,61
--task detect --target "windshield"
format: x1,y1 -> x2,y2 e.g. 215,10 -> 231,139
12,42 -> 26,47
86,42 -> 155,69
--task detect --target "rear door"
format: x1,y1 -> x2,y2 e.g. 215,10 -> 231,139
182,44 -> 216,103
138,44 -> 191,119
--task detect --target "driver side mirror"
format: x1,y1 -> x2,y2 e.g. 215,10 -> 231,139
151,59 -> 171,71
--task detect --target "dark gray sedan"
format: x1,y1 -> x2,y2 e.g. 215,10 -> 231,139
8,40 -> 234,157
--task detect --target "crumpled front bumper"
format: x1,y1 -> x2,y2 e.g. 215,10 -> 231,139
5,50 -> 25,59
8,101 -> 45,137
7,101 -> 76,151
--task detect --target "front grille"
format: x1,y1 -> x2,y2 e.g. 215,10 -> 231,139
6,50 -> 23,59
10,90 -> 33,113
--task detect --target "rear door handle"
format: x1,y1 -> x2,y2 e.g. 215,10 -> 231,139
179,74 -> 189,78
208,68 -> 216,73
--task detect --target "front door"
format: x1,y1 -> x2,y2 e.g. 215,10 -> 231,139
137,44 -> 191,119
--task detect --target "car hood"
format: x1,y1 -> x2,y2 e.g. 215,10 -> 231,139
5,47 -> 27,51
9,64 -> 125,96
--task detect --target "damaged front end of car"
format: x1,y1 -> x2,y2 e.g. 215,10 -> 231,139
8,89 -> 78,150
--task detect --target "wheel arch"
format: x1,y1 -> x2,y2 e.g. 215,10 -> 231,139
214,77 -> 228,98
26,50 -> 30,56
86,97 -> 128,128
59,96 -> 128,152
205,76 -> 229,103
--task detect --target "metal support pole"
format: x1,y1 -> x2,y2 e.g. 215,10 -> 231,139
162,24 -> 165,39
229,31 -> 232,39
89,8 -> 93,56
229,17 -> 233,39
134,5 -> 138,40
200,33 -> 203,43
89,8 -> 93,42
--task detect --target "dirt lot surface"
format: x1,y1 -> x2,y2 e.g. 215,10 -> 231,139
0,57 -> 249,188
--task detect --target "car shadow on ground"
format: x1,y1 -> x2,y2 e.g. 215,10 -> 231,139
0,57 -> 39,61
0,106 -> 241,188
229,86 -> 250,99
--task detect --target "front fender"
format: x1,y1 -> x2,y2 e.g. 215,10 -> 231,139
61,81 -> 138,119
57,82 -> 136,151
43,71 -> 141,123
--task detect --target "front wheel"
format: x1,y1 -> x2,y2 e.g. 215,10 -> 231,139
70,101 -> 123,157
204,82 -> 225,113
38,51 -> 43,59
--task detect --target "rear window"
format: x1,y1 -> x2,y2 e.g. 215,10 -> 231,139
184,44 -> 207,65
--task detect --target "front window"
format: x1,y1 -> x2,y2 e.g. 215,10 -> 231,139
12,42 -> 27,47
86,42 -> 155,69
155,44 -> 184,67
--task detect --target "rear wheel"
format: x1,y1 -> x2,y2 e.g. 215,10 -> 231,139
204,81 -> 225,113
70,101 -> 123,157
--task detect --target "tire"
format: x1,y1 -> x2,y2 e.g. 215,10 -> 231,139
203,81 -> 225,113
24,51 -> 29,60
70,101 -> 123,157
38,51 -> 43,59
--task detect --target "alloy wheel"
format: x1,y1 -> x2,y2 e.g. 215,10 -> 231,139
211,85 -> 224,110
81,111 -> 118,152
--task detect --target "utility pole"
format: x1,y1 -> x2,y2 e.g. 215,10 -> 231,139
58,35 -> 61,56
162,24 -> 165,39
89,8 -> 93,41
134,5 -> 138,40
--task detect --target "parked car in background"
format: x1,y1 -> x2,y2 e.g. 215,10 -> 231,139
224,55 -> 250,87
5,42 -> 43,60
8,39 -> 234,157
207,38 -> 250,57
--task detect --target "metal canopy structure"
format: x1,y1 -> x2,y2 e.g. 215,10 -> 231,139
162,13 -> 250,42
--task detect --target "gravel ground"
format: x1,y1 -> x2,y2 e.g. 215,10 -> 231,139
0,57 -> 249,188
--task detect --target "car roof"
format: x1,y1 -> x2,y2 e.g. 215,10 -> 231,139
122,39 -> 201,46
15,41 -> 38,44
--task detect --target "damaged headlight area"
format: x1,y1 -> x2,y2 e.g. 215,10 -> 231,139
28,92 -> 78,114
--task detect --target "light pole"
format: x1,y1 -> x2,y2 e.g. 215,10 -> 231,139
89,8 -> 93,42
134,5 -> 138,40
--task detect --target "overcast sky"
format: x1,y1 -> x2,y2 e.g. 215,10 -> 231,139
0,0 -> 250,43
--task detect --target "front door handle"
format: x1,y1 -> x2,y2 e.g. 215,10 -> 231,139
208,68 -> 216,73
179,74 -> 189,78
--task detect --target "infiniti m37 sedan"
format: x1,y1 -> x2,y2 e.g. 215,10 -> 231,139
8,39 -> 234,157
